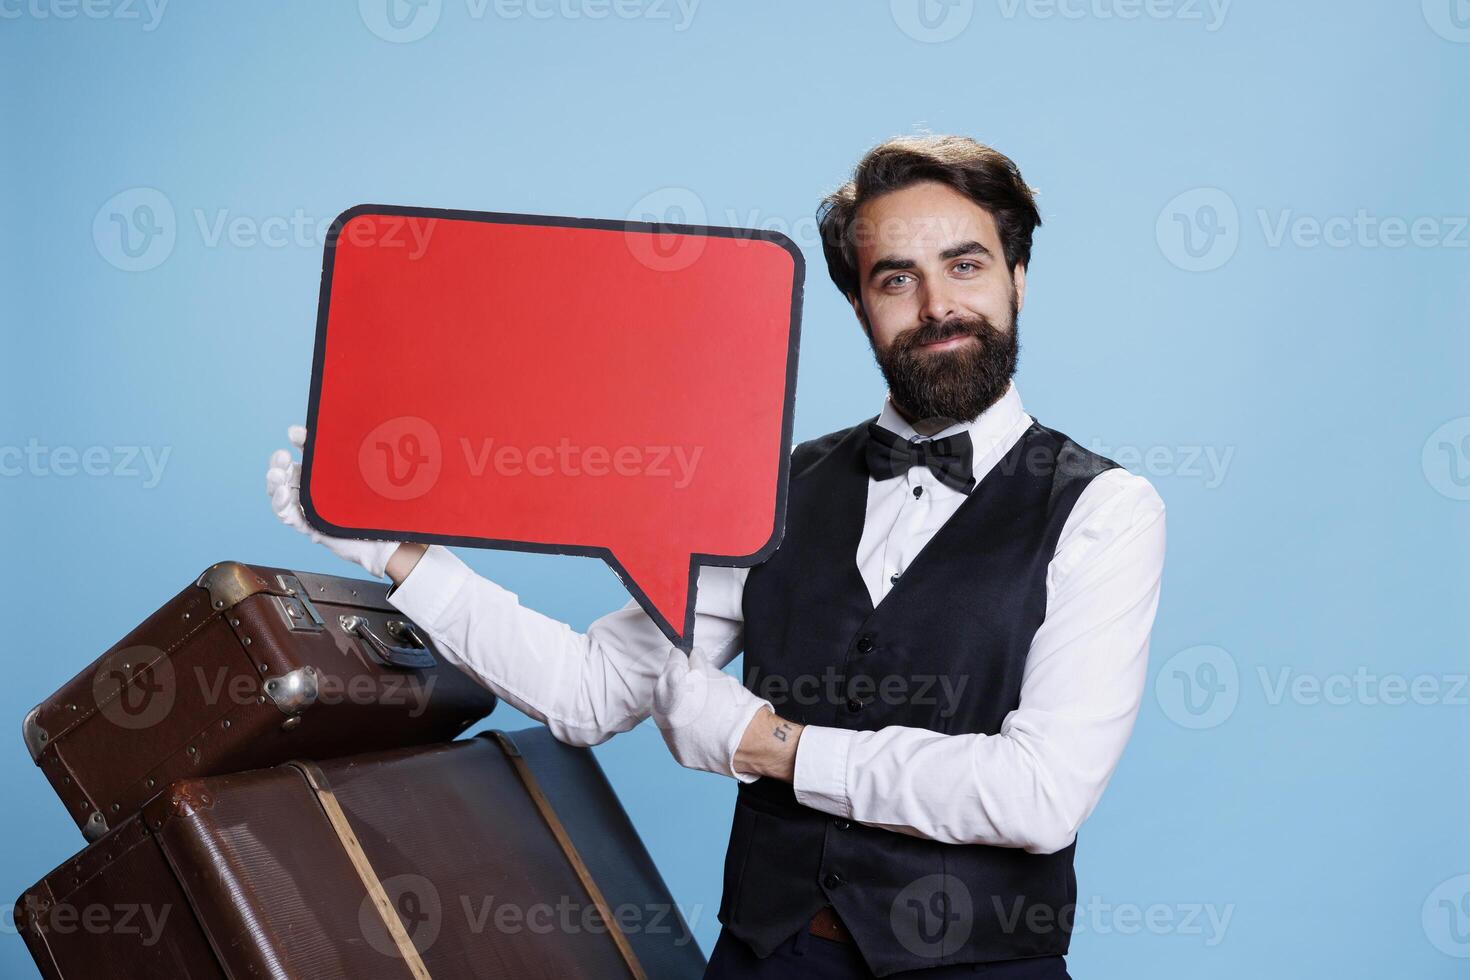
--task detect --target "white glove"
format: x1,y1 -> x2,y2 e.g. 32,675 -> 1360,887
265,424 -> 402,579
652,646 -> 773,783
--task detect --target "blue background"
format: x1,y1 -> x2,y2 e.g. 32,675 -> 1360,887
3,2 -> 1468,977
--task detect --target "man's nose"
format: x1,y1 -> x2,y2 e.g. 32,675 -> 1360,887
918,280 -> 960,324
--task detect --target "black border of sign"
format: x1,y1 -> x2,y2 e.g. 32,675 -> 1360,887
300,203 -> 805,652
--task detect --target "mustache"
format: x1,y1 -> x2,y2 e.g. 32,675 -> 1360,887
896,316 -> 995,351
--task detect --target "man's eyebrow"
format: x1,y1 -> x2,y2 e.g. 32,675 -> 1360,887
939,240 -> 991,261
865,240 -> 993,281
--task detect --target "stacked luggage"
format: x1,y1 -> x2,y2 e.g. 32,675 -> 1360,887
14,561 -> 705,979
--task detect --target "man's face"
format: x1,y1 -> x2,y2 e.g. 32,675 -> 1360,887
849,179 -> 1026,425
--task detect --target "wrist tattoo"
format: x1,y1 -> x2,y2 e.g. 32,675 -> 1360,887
772,721 -> 793,743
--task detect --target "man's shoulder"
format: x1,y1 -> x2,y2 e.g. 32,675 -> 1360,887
788,417 -> 876,477
1025,418 -> 1165,521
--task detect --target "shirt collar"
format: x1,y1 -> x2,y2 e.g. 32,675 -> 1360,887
874,380 -> 1031,486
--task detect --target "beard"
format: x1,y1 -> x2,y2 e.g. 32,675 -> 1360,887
868,291 -> 1020,425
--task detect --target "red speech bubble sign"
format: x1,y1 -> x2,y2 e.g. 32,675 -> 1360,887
300,206 -> 802,649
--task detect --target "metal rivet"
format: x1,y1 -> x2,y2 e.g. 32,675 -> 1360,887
187,746 -> 197,755
259,664 -> 269,674
146,778 -> 156,788
242,637 -> 252,646
111,804 -> 119,812
256,695 -> 266,704
221,720 -> 231,729
183,612 -> 191,620
230,618 -> 240,627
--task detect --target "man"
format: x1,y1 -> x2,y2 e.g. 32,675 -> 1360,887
266,135 -> 1166,979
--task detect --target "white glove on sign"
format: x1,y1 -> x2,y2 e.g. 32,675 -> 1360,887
265,424 -> 402,579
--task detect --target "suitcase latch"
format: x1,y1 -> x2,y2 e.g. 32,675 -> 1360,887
273,574 -> 326,634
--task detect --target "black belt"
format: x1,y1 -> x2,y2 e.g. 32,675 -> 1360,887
808,905 -> 853,944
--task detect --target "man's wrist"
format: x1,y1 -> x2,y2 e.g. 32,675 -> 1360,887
386,542 -> 428,587
733,706 -> 803,782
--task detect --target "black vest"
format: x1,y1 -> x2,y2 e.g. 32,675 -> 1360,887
720,415 -> 1119,976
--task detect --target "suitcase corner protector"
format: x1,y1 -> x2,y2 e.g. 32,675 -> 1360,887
195,561 -> 274,612
22,704 -> 49,763
81,810 -> 109,842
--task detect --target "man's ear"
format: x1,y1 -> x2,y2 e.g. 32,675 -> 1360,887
1013,264 -> 1028,314
848,292 -> 871,338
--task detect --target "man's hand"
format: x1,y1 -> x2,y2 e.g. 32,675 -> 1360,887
265,424 -> 406,579
652,646 -> 794,783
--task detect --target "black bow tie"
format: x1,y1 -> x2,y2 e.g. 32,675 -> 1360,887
865,422 -> 976,494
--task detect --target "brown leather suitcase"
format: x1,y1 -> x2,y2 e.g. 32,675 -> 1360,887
15,728 -> 707,979
24,561 -> 498,841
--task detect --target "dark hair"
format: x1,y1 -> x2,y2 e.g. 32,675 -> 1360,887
816,135 -> 1042,299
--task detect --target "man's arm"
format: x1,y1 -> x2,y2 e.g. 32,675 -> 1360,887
269,425 -> 747,749
733,705 -> 804,782
385,542 -> 748,747
738,470 -> 1166,855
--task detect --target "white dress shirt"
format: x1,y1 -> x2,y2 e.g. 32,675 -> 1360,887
385,380 -> 1166,855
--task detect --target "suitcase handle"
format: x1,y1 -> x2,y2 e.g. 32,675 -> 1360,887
339,615 -> 437,670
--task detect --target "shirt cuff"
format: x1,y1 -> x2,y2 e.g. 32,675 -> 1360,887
727,696 -> 775,785
384,544 -> 474,633
792,725 -> 856,817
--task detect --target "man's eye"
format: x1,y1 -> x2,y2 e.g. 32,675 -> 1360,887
884,274 -> 912,288
953,261 -> 976,273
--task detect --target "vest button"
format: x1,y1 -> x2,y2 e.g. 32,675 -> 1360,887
855,634 -> 874,654
833,818 -> 851,831
846,697 -> 863,714
823,873 -> 843,890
